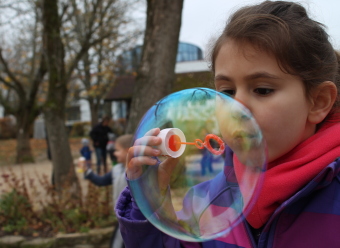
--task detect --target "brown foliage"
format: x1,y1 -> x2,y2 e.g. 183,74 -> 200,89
70,122 -> 91,137
0,117 -> 16,139
0,168 -> 115,237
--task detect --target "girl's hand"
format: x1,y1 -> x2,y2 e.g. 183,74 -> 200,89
126,128 -> 179,193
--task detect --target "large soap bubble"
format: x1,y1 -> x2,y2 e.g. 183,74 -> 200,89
129,88 -> 266,242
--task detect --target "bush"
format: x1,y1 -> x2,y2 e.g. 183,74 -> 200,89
0,169 -> 115,237
109,118 -> 126,136
0,190 -> 30,233
70,122 -> 91,137
0,117 -> 16,139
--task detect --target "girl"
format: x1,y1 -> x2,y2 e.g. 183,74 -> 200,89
115,1 -> 340,247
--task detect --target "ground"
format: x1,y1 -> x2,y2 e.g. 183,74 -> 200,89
0,137 -> 89,197
0,159 -> 91,203
0,138 -> 83,166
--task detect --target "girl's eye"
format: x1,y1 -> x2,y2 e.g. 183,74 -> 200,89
254,88 -> 274,95
220,89 -> 236,96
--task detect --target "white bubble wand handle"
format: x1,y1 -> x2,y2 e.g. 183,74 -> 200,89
155,128 -> 186,158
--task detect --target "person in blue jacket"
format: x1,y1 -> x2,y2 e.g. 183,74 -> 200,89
116,1 -> 340,247
80,138 -> 92,168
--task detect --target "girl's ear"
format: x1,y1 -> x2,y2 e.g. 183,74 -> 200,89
308,81 -> 338,124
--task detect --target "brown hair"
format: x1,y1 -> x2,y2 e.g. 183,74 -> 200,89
210,1 -> 340,112
116,134 -> 133,149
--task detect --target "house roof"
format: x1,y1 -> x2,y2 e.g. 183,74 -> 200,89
105,70 -> 214,101
104,75 -> 135,101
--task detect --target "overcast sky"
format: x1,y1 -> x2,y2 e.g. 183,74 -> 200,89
179,0 -> 340,56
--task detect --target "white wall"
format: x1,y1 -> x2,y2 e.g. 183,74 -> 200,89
0,105 -> 3,118
79,99 -> 91,122
77,100 -> 128,122
175,60 -> 210,73
111,101 -> 127,120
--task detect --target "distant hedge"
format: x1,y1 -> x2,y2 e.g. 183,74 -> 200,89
0,117 -> 16,139
69,121 -> 91,137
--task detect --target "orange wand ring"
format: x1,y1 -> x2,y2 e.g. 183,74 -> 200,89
178,134 -> 225,155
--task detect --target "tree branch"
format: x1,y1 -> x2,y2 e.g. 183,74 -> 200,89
65,30 -> 112,81
0,48 -> 26,97
0,76 -> 17,91
27,50 -> 47,107
0,89 -> 18,114
59,2 -> 69,23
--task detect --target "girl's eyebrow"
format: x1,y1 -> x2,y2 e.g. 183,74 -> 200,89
245,72 -> 280,80
214,72 -> 280,82
214,74 -> 233,82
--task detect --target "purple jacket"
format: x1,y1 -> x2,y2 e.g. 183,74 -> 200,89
115,157 -> 340,248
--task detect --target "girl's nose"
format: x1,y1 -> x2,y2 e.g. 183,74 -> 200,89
234,97 -> 246,107
233,94 -> 252,120
234,89 -> 250,107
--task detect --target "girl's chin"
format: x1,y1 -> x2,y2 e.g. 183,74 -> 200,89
266,151 -> 284,165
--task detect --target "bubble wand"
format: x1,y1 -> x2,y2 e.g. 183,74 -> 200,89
170,134 -> 225,155
157,128 -> 225,157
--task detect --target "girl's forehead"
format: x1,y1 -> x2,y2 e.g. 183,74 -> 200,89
221,39 -> 270,59
216,40 -> 270,69
216,39 -> 292,76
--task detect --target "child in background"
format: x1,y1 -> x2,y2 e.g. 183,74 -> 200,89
116,1 -> 340,247
83,134 -> 133,248
80,138 -> 92,169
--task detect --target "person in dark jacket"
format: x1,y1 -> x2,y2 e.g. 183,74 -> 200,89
89,116 -> 113,174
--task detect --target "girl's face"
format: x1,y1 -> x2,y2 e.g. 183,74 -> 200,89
114,143 -> 129,164
214,39 -> 316,163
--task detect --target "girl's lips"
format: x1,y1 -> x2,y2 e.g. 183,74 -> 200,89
232,130 -> 258,139
229,130 -> 262,150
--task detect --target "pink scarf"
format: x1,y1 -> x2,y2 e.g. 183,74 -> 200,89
234,120 -> 340,228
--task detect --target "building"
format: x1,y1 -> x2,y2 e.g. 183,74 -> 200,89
105,42 -> 212,122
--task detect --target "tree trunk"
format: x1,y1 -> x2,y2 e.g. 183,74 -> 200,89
104,101 -> 112,119
126,0 -> 184,133
15,127 -> 34,164
42,0 -> 79,192
45,113 -> 76,189
15,102 -> 40,164
89,100 -> 99,127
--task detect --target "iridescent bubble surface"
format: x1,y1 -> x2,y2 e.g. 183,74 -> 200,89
129,88 -> 266,241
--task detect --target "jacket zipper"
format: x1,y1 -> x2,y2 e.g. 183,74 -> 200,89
243,221 -> 257,248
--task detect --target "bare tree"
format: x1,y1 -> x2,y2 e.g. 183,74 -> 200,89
0,1 -> 47,163
42,0 -> 142,190
65,0 -> 143,127
42,0 -> 76,192
75,47 -> 116,127
126,0 -> 184,133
